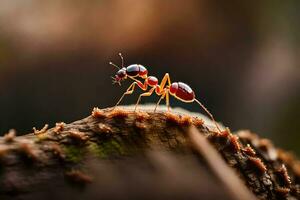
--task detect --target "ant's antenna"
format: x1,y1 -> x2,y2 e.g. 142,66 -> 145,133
118,53 -> 124,68
109,62 -> 120,70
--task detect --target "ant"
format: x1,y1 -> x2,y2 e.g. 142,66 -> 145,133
109,53 -> 222,132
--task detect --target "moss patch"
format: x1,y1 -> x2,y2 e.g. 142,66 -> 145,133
87,138 -> 130,159
63,145 -> 85,163
87,142 -> 107,159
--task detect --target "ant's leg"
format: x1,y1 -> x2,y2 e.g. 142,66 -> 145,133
158,73 -> 171,91
114,82 -> 137,108
194,98 -> 222,133
153,73 -> 171,111
134,87 -> 155,111
165,90 -> 171,112
161,73 -> 171,89
154,91 -> 166,112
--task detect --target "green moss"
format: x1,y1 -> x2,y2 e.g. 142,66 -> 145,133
87,142 -> 107,158
63,145 -> 85,163
110,140 -> 124,154
87,138 -> 130,159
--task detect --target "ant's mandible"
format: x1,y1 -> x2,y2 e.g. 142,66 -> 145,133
109,53 -> 222,132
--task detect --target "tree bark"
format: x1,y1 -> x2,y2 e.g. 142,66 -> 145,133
0,106 -> 299,200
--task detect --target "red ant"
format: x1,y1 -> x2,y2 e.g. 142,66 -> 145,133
110,53 -> 222,132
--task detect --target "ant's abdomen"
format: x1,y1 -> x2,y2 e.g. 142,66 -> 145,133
170,82 -> 195,102
126,64 -> 148,77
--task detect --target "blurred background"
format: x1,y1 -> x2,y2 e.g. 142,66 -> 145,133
0,0 -> 299,153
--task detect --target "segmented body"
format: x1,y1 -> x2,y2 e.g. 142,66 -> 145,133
169,82 -> 195,102
126,64 -> 148,77
147,76 -> 158,86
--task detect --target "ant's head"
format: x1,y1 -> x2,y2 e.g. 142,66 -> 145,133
109,53 -> 127,86
112,67 -> 127,85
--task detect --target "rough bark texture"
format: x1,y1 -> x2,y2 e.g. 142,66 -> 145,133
0,106 -> 299,200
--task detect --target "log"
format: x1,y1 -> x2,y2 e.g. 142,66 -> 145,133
0,105 -> 299,200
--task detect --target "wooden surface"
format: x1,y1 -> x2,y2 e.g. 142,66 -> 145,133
0,106 -> 299,199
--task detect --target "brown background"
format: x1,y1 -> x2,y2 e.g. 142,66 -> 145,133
0,0 -> 299,153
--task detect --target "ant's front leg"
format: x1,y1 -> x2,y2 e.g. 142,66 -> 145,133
114,79 -> 148,109
114,82 -> 137,108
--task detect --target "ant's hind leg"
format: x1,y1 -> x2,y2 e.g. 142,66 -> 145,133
134,87 -> 155,111
114,82 -> 137,109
